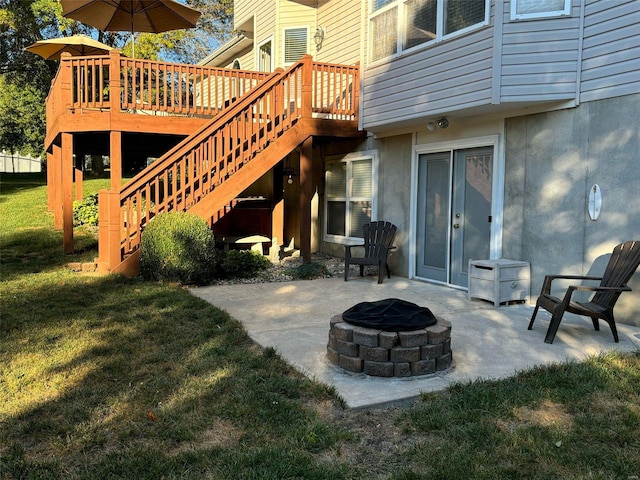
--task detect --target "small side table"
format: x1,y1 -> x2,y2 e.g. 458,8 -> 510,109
468,259 -> 530,307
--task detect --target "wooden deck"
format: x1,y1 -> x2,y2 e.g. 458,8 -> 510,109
45,52 -> 363,274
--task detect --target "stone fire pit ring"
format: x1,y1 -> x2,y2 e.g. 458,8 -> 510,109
327,314 -> 453,377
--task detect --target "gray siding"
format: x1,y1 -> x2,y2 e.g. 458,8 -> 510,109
362,27 -> 495,130
499,0 -> 581,102
580,0 -> 640,102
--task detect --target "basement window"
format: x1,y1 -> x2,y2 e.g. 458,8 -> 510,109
325,152 -> 378,242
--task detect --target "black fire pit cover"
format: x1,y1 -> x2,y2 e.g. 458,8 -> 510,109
342,298 -> 437,331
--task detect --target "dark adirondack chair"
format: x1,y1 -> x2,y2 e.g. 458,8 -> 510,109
528,240 -> 640,344
344,221 -> 397,284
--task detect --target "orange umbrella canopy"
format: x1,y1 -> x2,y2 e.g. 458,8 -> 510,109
25,34 -> 115,60
60,0 -> 201,34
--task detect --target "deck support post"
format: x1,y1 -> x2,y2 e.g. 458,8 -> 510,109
98,189 -> 121,272
110,131 -> 122,190
47,150 -> 54,212
61,132 -> 74,254
299,136 -> 313,263
298,55 -> 314,263
52,143 -> 63,229
75,168 -> 83,201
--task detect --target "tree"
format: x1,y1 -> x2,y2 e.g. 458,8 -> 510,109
0,75 -> 46,158
0,0 -> 233,156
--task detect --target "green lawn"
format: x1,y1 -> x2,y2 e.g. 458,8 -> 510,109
1,172 -> 639,479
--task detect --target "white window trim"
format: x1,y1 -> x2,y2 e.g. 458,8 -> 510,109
369,0 -> 491,64
409,134 -> 504,279
324,150 -> 379,245
282,26 -> 309,67
257,36 -> 273,72
510,0 -> 571,20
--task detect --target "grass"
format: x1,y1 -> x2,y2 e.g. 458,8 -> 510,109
2,172 -> 640,479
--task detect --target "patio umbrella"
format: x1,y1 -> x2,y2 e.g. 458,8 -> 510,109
24,34 -> 115,60
61,0 -> 201,58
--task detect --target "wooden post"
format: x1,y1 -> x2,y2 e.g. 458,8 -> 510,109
301,55 -> 313,119
52,143 -> 63,229
299,137 -> 313,263
353,61 -> 361,123
108,51 -> 122,190
110,130 -> 122,190
62,133 -> 74,254
59,53 -> 72,110
47,151 -> 54,212
74,168 -> 83,201
98,189 -> 121,272
108,50 -> 121,114
272,199 -> 284,248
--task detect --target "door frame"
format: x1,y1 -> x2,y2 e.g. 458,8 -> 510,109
409,134 -> 505,286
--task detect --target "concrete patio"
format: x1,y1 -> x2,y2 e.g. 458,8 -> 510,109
191,276 -> 640,409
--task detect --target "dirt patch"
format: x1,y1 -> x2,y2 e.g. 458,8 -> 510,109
311,401 -> 429,478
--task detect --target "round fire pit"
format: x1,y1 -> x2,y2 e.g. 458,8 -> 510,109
327,312 -> 453,378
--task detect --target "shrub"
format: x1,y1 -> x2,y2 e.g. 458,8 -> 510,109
73,194 -> 99,227
285,261 -> 329,280
139,212 -> 217,285
220,249 -> 270,279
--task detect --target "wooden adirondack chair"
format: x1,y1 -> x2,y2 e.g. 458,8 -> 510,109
344,221 -> 397,284
528,240 -> 640,344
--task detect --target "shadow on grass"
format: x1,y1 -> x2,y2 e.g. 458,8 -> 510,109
0,227 -> 98,282
0,172 -> 47,198
399,351 -> 640,479
0,274 -> 347,479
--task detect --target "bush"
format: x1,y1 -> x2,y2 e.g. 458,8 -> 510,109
73,194 -> 99,227
285,262 -> 329,280
220,249 -> 270,279
139,212 -> 217,285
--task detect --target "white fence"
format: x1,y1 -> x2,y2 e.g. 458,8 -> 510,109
0,151 -> 42,173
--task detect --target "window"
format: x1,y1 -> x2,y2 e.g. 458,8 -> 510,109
325,153 -> 377,241
258,39 -> 272,72
284,27 -> 308,65
370,0 -> 489,62
511,0 -> 570,20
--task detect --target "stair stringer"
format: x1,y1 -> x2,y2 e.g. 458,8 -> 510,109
109,123 -> 309,277
188,122 -> 308,223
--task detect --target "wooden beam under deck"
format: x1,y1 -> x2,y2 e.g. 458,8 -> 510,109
47,54 -> 363,269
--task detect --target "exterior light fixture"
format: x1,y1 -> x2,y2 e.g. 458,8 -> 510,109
427,117 -> 449,131
314,27 -> 325,49
283,154 -> 298,185
283,166 -> 297,184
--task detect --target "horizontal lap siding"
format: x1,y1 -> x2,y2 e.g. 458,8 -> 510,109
580,0 -> 640,102
253,1 -> 277,71
317,1 -> 361,65
279,1 -> 315,64
233,0 -> 254,29
233,50 -> 256,71
362,29 -> 494,129
499,0 -> 580,103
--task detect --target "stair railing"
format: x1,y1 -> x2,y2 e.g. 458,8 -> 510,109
98,55 -> 359,271
46,50 -> 269,127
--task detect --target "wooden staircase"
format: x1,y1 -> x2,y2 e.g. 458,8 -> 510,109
97,55 -> 361,275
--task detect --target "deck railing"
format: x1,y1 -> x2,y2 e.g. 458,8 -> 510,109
98,55 -> 359,271
46,50 -> 270,130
